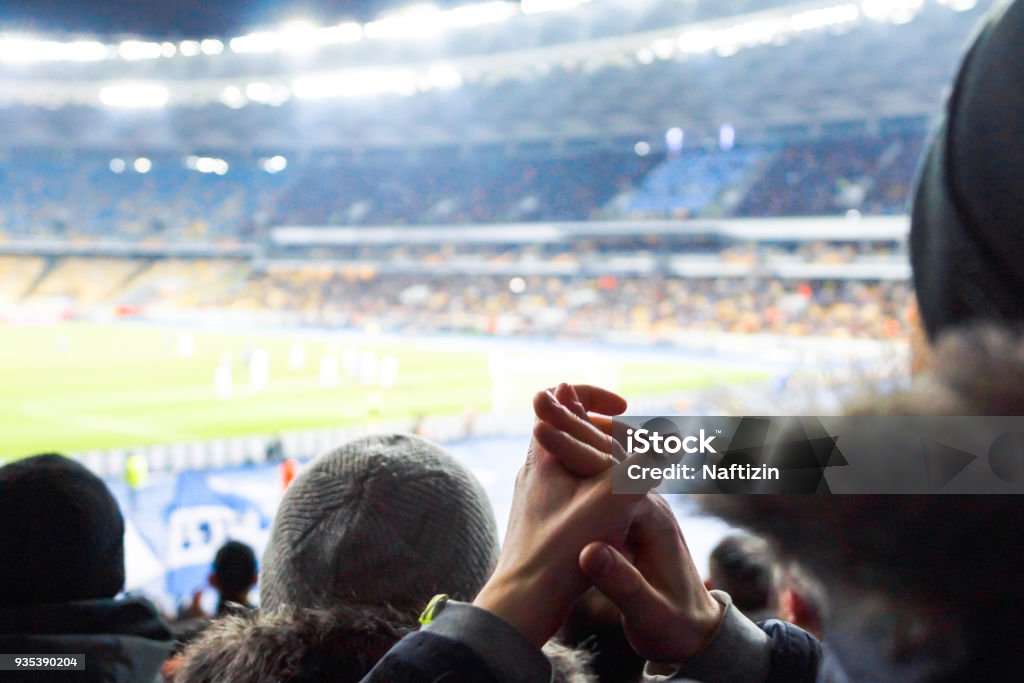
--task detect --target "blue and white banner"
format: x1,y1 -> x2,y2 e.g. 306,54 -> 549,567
163,471 -> 271,597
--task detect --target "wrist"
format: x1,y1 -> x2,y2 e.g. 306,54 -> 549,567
687,590 -> 728,656
658,590 -> 727,666
473,570 -> 572,648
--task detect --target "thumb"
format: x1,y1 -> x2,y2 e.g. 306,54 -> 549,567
579,541 -> 660,624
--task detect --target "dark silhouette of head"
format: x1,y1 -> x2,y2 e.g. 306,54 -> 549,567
0,453 -> 125,607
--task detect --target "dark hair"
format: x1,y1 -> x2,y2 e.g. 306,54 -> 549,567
708,533 -> 779,615
0,453 -> 125,606
701,326 -> 1024,681
213,541 -> 257,596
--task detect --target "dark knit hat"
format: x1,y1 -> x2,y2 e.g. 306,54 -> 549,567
911,1 -> 1024,339
0,453 -> 125,606
260,433 -> 498,613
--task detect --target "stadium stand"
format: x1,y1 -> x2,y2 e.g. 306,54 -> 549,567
736,130 -> 925,217
0,127 -> 927,242
625,147 -> 770,218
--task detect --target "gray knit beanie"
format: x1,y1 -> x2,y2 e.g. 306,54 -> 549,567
260,433 -> 498,613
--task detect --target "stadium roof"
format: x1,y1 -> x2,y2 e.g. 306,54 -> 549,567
0,0 -> 992,150
1,0 -> 458,37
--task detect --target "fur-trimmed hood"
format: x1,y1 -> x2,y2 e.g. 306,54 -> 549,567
174,604 -> 411,683
175,604 -> 594,683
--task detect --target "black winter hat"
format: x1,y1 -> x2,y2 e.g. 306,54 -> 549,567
0,453 -> 125,606
911,1 -> 1024,339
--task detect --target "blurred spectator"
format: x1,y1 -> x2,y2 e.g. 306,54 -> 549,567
705,533 -> 780,623
210,541 -> 257,617
778,562 -> 828,639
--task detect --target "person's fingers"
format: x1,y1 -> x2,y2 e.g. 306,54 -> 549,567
579,541 -> 662,626
554,383 -> 588,419
628,495 -> 706,596
589,414 -> 614,435
571,384 -> 628,416
587,414 -> 632,460
534,419 -> 616,477
534,389 -> 624,460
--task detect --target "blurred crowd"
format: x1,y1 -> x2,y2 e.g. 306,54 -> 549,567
234,272 -> 910,340
0,127 -> 927,243
0,249 -> 911,340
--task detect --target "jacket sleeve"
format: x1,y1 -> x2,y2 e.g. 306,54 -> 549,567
644,591 -> 820,683
360,600 -> 552,683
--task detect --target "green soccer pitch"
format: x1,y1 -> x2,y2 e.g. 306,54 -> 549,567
1,323 -> 769,458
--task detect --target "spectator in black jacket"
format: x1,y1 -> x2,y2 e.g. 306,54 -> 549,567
0,453 -> 174,683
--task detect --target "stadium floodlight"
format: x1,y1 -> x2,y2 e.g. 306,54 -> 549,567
365,2 -> 516,40
320,22 -> 365,44
161,42 -> 177,57
261,155 -> 288,173
186,156 -> 229,175
673,5 -> 860,59
179,40 -> 201,56
652,38 -> 675,60
365,5 -> 445,39
427,64 -> 464,90
520,0 -> 591,15
230,21 -> 363,54
665,127 -> 684,152
200,38 -> 225,55
118,40 -> 163,60
634,141 -> 651,157
790,5 -> 860,32
293,69 -> 418,99
99,83 -> 170,108
677,30 -> 719,55
244,81 -> 292,105
133,157 -> 152,173
719,124 -> 736,151
0,37 -> 109,63
221,86 -> 247,108
230,31 -> 278,53
245,82 -> 274,102
109,158 -> 126,173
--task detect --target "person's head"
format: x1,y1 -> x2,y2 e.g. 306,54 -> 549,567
778,562 -> 828,639
0,453 -> 125,607
910,0 -> 1024,342
702,326 -> 1024,681
211,540 -> 257,603
706,533 -> 780,620
260,432 -> 499,616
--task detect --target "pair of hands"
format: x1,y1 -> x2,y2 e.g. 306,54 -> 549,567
473,383 -> 722,666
